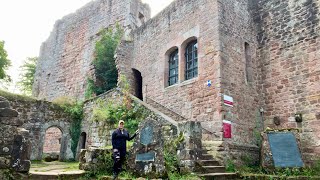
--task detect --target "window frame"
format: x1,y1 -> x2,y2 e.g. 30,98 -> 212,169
168,49 -> 179,86
185,40 -> 198,80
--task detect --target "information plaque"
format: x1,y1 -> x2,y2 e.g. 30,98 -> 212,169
267,132 -> 303,167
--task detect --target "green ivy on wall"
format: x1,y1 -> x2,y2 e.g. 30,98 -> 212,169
85,24 -> 124,99
53,96 -> 83,159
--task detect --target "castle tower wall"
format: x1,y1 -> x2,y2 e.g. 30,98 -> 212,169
33,0 -> 150,101
253,0 -> 320,164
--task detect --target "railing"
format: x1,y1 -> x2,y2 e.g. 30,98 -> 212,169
145,97 -> 188,122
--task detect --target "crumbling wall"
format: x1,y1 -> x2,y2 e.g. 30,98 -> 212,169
0,96 -> 30,178
2,94 -> 73,161
253,0 -> 320,164
33,0 -> 150,101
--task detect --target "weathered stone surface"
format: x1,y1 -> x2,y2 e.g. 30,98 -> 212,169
0,117 -> 23,126
33,0 -> 150,101
0,108 -> 18,117
0,101 -> 10,108
43,153 -> 59,162
0,157 -> 11,169
0,145 -> 13,155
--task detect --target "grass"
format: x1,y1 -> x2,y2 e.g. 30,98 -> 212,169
0,89 -> 36,102
30,160 -> 80,172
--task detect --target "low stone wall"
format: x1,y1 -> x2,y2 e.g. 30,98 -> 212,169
0,96 -> 31,178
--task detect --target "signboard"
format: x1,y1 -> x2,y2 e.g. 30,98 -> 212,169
136,151 -> 155,162
207,80 -> 212,87
140,124 -> 153,146
223,95 -> 234,107
267,132 -> 304,167
223,120 -> 232,138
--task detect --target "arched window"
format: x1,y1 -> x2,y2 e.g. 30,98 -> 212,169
168,49 -> 179,86
185,40 -> 198,80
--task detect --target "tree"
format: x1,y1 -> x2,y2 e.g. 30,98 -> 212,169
87,25 -> 123,97
17,57 -> 38,95
0,41 -> 11,80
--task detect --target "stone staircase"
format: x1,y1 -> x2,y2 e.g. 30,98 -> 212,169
142,97 -> 239,179
196,149 -> 238,180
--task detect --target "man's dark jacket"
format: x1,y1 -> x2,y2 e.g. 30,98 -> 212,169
112,128 -> 136,156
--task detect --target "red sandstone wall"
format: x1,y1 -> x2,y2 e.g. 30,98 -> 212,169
33,0 -> 150,101
124,0 -> 223,139
219,0 -> 263,146
254,0 -> 320,164
43,127 -> 62,153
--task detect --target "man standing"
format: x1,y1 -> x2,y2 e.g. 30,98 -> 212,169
112,120 -> 138,179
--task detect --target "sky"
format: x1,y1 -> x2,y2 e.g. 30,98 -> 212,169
0,0 -> 173,91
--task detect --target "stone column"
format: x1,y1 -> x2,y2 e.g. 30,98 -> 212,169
0,96 -> 31,178
177,121 -> 202,171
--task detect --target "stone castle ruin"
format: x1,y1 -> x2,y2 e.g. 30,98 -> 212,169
2,0 -> 319,177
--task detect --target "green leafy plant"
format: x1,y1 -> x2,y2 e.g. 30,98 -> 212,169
0,41 -> 11,80
85,24 -> 124,98
164,132 -> 185,178
53,96 -> 83,159
17,57 -> 38,95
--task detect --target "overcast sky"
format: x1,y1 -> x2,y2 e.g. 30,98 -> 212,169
0,0 -> 173,90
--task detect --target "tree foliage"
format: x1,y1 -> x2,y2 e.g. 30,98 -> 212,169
0,41 -> 11,80
17,57 -> 38,95
89,25 -> 123,96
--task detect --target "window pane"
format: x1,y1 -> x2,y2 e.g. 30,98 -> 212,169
185,40 -> 198,80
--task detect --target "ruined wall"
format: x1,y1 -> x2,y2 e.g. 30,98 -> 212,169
119,0 -> 223,137
2,94 -> 73,161
42,127 -> 62,153
218,0 -> 262,163
33,0 -> 150,101
254,0 -> 320,164
0,96 -> 30,178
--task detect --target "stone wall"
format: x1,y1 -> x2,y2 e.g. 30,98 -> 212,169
0,96 -> 30,178
2,94 -> 73,161
119,0 -> 222,135
33,0 -> 150,101
217,0 -> 263,163
253,0 -> 320,164
43,127 -> 62,153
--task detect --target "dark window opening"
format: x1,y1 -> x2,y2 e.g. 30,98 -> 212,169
80,132 -> 87,149
245,42 -> 252,83
132,69 -> 143,100
185,40 -> 198,80
168,49 -> 179,86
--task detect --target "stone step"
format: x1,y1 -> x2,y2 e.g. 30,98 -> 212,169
198,160 -> 220,166
201,153 -> 214,160
198,172 -> 239,180
201,166 -> 226,173
29,171 -> 85,180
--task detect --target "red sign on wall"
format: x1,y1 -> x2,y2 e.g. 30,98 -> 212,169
223,120 -> 232,138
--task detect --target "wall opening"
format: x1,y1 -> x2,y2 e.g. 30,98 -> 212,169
245,42 -> 252,83
43,127 -> 62,160
132,68 -> 143,100
79,132 -> 87,149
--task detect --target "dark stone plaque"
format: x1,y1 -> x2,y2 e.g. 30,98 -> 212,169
267,132 -> 303,167
140,124 -> 153,146
136,151 -> 155,162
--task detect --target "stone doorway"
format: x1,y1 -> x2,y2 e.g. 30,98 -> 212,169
132,68 -> 143,100
43,127 -> 62,161
79,132 -> 87,149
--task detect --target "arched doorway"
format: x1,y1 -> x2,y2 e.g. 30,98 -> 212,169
132,68 -> 143,100
42,127 -> 62,161
79,132 -> 87,149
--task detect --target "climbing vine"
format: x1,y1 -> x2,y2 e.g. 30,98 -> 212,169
53,96 -> 83,159
85,24 -> 124,99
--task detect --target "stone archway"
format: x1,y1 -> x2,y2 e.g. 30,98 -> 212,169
37,121 -> 74,161
42,127 -> 62,161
